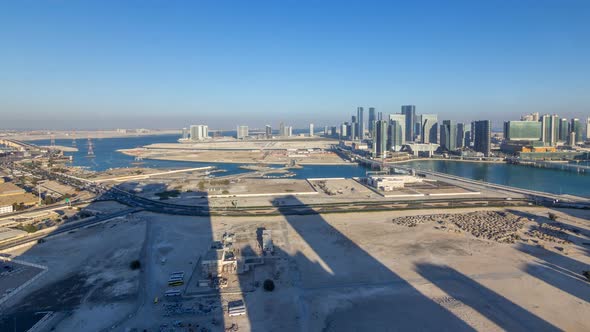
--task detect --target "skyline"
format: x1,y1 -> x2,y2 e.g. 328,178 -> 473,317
1,0 -> 590,129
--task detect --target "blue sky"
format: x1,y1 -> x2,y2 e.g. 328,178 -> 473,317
1,0 -> 589,129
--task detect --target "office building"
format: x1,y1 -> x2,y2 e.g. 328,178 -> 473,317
541,114 -> 559,146
351,115 -> 358,140
473,120 -> 491,156
182,128 -> 189,140
457,123 -> 465,148
421,114 -> 438,144
558,118 -> 569,142
279,122 -> 286,137
571,118 -> 583,144
388,114 -> 406,151
309,123 -> 314,137
401,105 -> 416,141
324,126 -> 329,136
440,120 -> 457,151
373,120 -> 388,158
503,121 -> 542,141
190,125 -> 209,141
368,107 -> 376,134
587,117 -> 590,141
377,112 -> 383,121
287,126 -> 292,137
357,107 -> 365,140
265,125 -> 272,139
330,126 -> 337,137
236,125 -> 249,139
464,123 -> 472,147
341,123 -> 348,139
415,114 -> 422,140
521,112 -> 540,121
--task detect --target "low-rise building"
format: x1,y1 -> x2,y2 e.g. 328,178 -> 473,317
367,175 -> 423,191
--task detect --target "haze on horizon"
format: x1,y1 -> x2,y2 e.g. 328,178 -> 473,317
1,0 -> 589,130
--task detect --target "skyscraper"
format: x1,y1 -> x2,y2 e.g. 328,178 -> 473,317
341,123 -> 348,139
351,115 -> 358,140
541,114 -> 559,146
236,125 -> 249,139
265,125 -> 272,139
182,127 -> 189,140
473,120 -> 491,156
503,121 -> 542,141
558,118 -> 569,142
309,123 -> 314,137
421,114 -> 438,144
388,114 -> 406,151
401,105 -> 416,141
190,125 -> 209,141
279,122 -> 286,137
373,120 -> 388,158
571,118 -> 583,144
440,120 -> 457,151
368,107 -> 376,134
357,107 -> 365,140
457,123 -> 465,148
586,117 -> 590,141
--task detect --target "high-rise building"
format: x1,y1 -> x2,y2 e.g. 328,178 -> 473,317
421,114 -> 438,144
503,121 -> 542,141
351,115 -> 358,140
324,126 -> 329,136
368,107 -> 376,134
265,125 -> 272,139
309,123 -> 314,137
341,123 -> 348,139
190,125 -> 209,141
279,122 -> 286,137
473,120 -> 491,156
388,114 -> 406,151
586,117 -> 590,141
571,118 -> 583,144
464,123 -> 472,147
401,105 -> 416,141
558,118 -> 569,142
377,112 -> 383,121
330,126 -> 337,137
236,125 -> 249,139
373,120 -> 388,158
414,114 -> 422,141
182,127 -> 189,140
440,120 -> 457,151
457,123 -> 465,148
521,112 -> 540,121
541,114 -> 559,146
287,126 -> 293,137
357,107 -> 365,140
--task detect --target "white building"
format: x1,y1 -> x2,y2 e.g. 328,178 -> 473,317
190,125 -> 209,141
237,125 -> 249,139
367,175 -> 423,191
309,123 -> 314,137
0,205 -> 13,215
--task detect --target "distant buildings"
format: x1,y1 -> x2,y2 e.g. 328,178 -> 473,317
373,120 -> 388,158
182,127 -> 189,140
368,107 -> 376,134
421,114 -> 438,144
309,123 -> 314,137
440,120 -> 457,151
540,114 -> 559,146
265,125 -> 272,139
472,120 -> 491,156
558,118 -> 569,142
401,105 -> 416,142
388,114 -> 406,151
190,125 -> 209,141
521,112 -> 540,121
571,118 -> 583,144
357,107 -> 365,140
236,125 -> 249,139
587,117 -> 590,141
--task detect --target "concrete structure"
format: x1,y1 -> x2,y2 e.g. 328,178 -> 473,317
367,175 -> 423,191
236,125 -> 249,139
265,125 -> 272,139
473,120 -> 491,156
0,227 -> 27,242
541,114 -> 559,146
421,114 -> 438,144
401,105 -> 416,141
190,125 -> 209,141
400,143 -> 439,157
388,114 -> 406,151
503,121 -> 542,141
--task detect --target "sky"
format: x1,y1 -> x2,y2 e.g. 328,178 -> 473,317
1,0 -> 589,130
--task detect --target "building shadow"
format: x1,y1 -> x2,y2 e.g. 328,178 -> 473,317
243,195 -> 478,331
414,263 -> 560,331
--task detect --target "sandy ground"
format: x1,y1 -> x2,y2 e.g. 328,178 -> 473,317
2,206 -> 589,331
8,130 -> 180,141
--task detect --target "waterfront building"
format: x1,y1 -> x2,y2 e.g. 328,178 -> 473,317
330,126 -> 337,137
341,123 -> 348,139
368,107 -> 376,134
421,114 -> 438,144
351,115 -> 358,140
587,117 -> 590,141
388,114 -> 406,151
401,105 -> 416,141
279,122 -> 286,137
457,123 -> 465,148
373,120 -> 389,158
464,123 -> 472,147
287,126 -> 293,137
571,118 -> 583,144
568,131 -> 576,146
182,127 -> 189,140
236,125 -> 249,139
309,123 -> 314,137
265,125 -> 272,139
559,118 -> 569,142
503,121 -> 542,141
324,126 -> 329,136
190,125 -> 209,141
541,114 -> 559,146
473,120 -> 491,156
440,120 -> 457,151
357,107 -> 365,140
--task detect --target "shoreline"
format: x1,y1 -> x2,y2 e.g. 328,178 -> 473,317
9,130 -> 180,142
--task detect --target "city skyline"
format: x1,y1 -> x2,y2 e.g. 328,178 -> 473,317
1,1 -> 589,129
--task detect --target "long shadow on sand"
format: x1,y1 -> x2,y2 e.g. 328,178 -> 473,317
247,195 -> 478,331
415,263 -> 560,331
